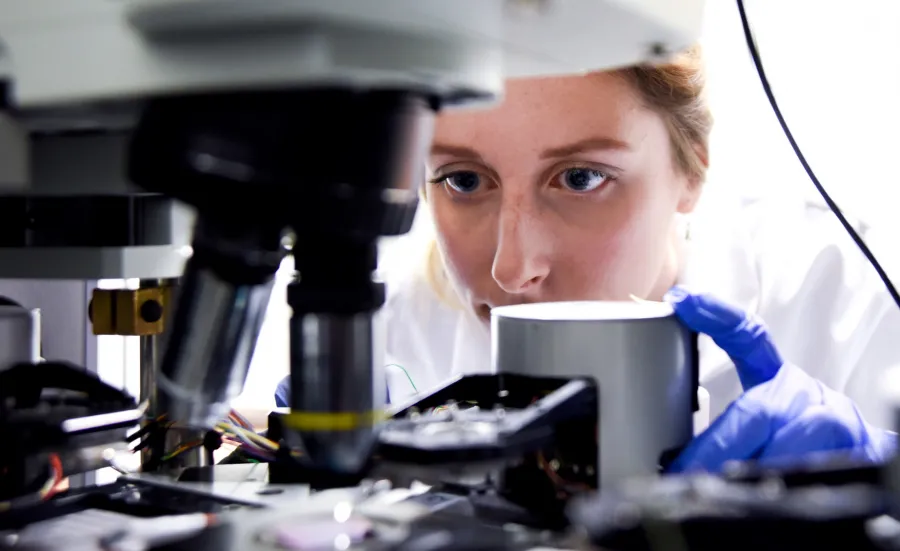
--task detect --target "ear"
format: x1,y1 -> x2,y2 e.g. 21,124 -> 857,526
677,142 -> 708,214
677,179 -> 702,214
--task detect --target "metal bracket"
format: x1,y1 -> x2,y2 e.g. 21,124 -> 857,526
89,286 -> 171,336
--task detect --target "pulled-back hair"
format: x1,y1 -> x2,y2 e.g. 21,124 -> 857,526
618,45 -> 712,184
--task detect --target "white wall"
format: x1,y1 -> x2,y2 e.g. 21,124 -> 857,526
230,257 -> 292,410
234,0 -> 900,407
702,0 -> 900,225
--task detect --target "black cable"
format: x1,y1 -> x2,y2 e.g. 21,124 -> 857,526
736,0 -> 900,310
125,419 -> 158,443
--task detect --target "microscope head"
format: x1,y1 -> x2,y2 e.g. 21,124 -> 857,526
128,88 -> 437,428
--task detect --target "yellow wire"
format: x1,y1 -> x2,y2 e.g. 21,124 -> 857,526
229,409 -> 254,429
161,439 -> 205,462
217,423 -> 278,451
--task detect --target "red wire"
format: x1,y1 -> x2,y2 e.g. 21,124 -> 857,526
44,453 -> 64,500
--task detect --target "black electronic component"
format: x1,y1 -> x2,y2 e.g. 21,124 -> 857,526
0,362 -> 140,513
568,464 -> 891,551
382,374 -> 595,466
378,373 -> 598,526
0,193 -> 178,247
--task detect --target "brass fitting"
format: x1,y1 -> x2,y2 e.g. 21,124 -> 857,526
90,287 -> 172,336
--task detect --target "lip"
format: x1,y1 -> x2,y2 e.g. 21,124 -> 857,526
476,300 -> 539,322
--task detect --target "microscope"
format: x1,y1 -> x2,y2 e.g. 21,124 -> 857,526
0,2 -> 738,549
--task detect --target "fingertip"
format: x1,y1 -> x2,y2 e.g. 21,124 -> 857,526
672,291 -> 749,335
663,285 -> 690,305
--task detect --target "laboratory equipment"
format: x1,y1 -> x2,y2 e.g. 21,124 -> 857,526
8,1 -> 895,550
0,0 -> 704,483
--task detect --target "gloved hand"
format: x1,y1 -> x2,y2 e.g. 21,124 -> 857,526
663,286 -> 897,474
275,375 -> 290,408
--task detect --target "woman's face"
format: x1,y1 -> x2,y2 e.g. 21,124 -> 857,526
426,72 -> 702,322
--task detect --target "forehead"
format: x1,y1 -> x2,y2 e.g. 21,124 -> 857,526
433,72 -> 652,149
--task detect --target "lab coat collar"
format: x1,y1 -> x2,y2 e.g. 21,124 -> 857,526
680,186 -> 761,316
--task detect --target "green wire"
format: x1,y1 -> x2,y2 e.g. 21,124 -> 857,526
386,364 -> 418,393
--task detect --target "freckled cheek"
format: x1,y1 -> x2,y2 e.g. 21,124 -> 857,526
431,204 -> 498,296
558,213 -> 660,299
565,228 -> 633,295
606,214 -> 671,293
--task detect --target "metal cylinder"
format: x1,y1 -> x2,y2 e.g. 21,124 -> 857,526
492,301 -> 696,489
138,279 -> 164,418
157,263 -> 275,428
288,311 -> 385,473
138,279 -> 209,471
0,305 -> 40,371
139,329 -> 160,469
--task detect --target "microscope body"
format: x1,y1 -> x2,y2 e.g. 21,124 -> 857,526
0,0 -> 707,530
4,5 -> 900,551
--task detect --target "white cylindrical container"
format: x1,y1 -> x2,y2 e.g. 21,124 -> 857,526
492,301 -> 697,489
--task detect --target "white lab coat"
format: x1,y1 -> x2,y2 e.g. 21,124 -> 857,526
381,187 -> 900,431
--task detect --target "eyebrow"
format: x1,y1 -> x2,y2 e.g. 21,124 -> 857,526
540,137 -> 631,159
430,137 -> 630,161
430,143 -> 483,160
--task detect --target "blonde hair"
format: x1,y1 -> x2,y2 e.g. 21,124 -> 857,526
618,45 -> 712,184
425,46 -> 713,307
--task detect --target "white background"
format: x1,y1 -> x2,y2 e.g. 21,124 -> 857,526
200,1 -> 900,408
702,0 -> 900,221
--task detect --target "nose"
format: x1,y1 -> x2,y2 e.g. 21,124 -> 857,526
491,200 -> 551,294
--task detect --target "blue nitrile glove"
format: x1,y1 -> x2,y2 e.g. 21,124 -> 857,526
663,285 -> 897,474
275,375 -> 290,408
273,376 -> 391,408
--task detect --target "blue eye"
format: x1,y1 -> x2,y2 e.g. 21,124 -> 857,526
442,171 -> 481,194
559,168 -> 610,192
